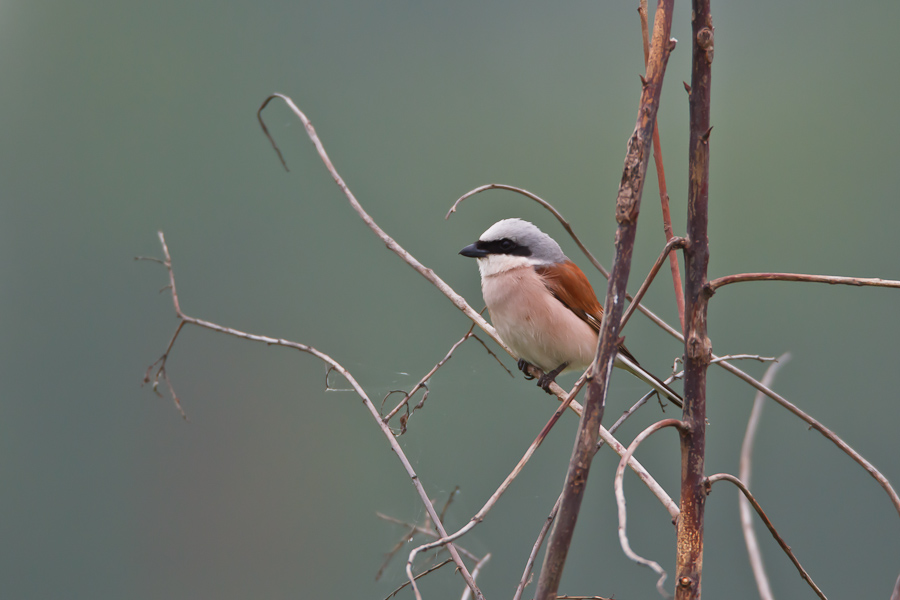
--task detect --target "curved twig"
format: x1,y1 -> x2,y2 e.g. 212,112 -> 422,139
717,358 -> 900,519
620,236 -> 688,331
615,419 -> 686,598
447,183 -> 611,279
739,353 -> 791,600
707,473 -> 826,600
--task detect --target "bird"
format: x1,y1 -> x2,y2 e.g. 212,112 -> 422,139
459,218 -> 682,408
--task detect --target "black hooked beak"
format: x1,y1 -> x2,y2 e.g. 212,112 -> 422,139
459,242 -> 488,258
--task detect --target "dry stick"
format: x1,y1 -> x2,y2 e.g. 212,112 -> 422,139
620,235 -> 687,331
533,1 -> 676,598
615,419 -> 687,598
892,573 -> 900,600
147,232 -> 484,600
639,0 -> 687,333
739,353 -> 791,600
706,474 -> 827,600
676,0 -> 714,597
707,272 -> 900,292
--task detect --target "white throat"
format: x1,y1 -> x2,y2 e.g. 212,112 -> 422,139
477,253 -> 540,278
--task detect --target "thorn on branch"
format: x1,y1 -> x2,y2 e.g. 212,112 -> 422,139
701,126 -> 714,142
683,81 -> 692,95
639,74 -> 649,87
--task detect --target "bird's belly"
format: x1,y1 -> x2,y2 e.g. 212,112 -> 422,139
483,269 -> 598,373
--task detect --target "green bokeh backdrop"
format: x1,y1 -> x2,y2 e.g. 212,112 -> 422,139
2,1 -> 898,598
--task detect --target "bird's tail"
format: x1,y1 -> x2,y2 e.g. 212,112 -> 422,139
615,354 -> 683,409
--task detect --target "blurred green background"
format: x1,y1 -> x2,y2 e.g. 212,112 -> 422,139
2,1 -> 898,598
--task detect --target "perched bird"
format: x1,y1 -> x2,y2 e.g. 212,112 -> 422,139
460,218 -> 682,407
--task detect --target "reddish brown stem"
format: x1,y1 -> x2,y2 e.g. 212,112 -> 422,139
639,0 -> 687,332
676,1 -> 713,598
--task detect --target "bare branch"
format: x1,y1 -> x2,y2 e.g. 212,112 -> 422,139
739,353 -> 791,600
707,473 -> 826,600
145,232 -> 484,600
891,573 -> 900,600
615,419 -> 686,597
707,272 -> 900,294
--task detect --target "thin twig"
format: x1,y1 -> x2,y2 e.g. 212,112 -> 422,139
460,553 -> 491,600
615,419 -> 686,598
707,272 -> 900,293
375,512 -> 481,563
639,0 -> 686,333
382,326 -> 478,427
383,559 -> 453,600
717,358 -> 900,519
513,495 -> 562,600
447,183 -> 610,279
739,353 -> 791,600
620,236 -> 687,331
146,232 -> 484,600
707,473 -> 827,600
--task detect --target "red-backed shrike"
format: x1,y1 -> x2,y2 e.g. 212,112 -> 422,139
460,218 -> 682,407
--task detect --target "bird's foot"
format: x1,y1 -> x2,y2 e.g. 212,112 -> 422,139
517,359 -> 536,380
537,362 -> 568,394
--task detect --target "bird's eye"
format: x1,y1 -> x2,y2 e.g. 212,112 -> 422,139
500,239 -> 515,251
